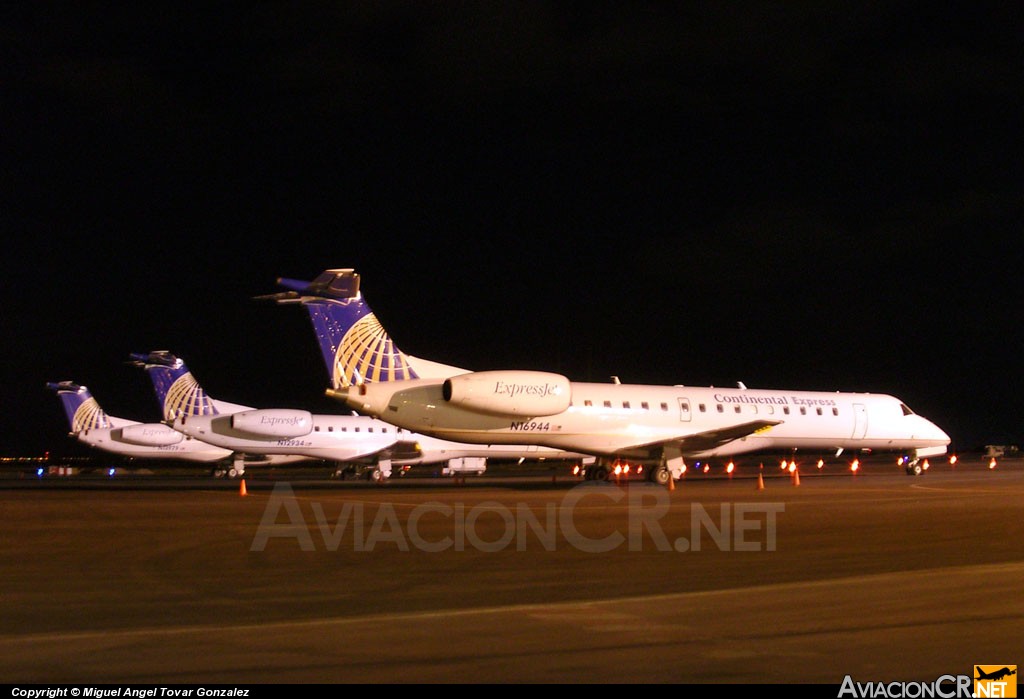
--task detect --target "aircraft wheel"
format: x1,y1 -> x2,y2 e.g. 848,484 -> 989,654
228,468 -> 239,479
649,465 -> 670,486
906,461 -> 923,476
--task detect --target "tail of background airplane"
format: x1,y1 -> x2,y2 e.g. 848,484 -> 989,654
46,381 -> 121,432
45,380 -> 234,463
129,350 -> 314,476
257,268 -> 466,390
129,350 -> 252,421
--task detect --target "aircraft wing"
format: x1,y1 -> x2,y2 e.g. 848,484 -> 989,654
631,420 -> 782,458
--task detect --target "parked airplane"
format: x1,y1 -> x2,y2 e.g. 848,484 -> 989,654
46,380 -> 233,464
262,268 -> 951,482
130,350 -> 422,480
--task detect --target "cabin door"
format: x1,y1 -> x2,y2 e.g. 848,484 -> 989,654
852,403 -> 868,438
678,397 -> 692,422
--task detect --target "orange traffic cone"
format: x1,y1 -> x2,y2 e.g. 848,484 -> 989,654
757,472 -> 765,491
239,479 -> 247,497
793,469 -> 801,487
668,473 -> 675,491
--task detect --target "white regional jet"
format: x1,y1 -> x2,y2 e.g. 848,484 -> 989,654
264,268 -> 951,482
130,350 -> 415,479
46,380 -> 233,463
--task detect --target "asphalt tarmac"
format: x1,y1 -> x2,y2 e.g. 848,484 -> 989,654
1,456 -> 1021,684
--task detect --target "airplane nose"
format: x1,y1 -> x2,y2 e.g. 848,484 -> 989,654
928,418 -> 951,445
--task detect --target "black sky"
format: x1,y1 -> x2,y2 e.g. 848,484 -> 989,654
4,2 -> 1023,457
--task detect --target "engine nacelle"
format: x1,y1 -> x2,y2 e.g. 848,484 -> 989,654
442,370 -> 571,417
117,424 -> 185,447
230,409 -> 313,438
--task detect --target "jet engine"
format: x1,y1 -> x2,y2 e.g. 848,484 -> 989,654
117,424 -> 185,447
229,409 -> 314,438
442,370 -> 571,417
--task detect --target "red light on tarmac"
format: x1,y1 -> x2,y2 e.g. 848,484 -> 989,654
702,464 -> 710,473
780,460 -> 788,470
851,459 -> 860,473
816,459 -> 824,470
989,458 -> 997,469
726,461 -> 735,475
949,455 -> 958,467
787,461 -> 796,474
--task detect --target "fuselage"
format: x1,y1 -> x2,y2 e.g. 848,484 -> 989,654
76,419 -> 234,462
337,379 -> 951,460
172,412 -> 583,465
172,413 -> 404,462
405,432 -> 584,464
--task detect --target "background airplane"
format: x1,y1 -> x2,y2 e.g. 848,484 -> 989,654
134,348 -> 587,480
261,268 -> 950,483
130,350 -> 416,480
45,380 -> 233,466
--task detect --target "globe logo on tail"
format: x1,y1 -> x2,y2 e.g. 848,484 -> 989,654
72,397 -> 110,432
163,372 -> 218,419
333,313 -> 417,387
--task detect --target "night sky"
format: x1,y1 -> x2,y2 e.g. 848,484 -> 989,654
4,3 -> 1023,458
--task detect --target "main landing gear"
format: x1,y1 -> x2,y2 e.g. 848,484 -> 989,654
582,458 -> 677,485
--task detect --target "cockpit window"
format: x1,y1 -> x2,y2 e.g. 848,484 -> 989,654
900,403 -> 914,416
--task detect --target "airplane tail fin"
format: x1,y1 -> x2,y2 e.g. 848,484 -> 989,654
46,381 -> 112,432
128,350 -> 221,421
257,268 -> 465,389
